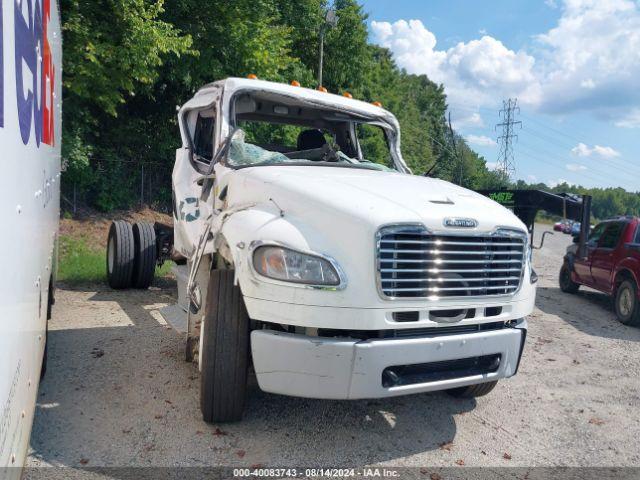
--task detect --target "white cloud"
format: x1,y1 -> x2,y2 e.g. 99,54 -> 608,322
615,109 -> 640,128
548,178 -> 570,188
527,174 -> 538,182
370,1 -> 640,126
535,0 -> 640,117
593,145 -> 620,158
580,79 -> 595,89
478,28 -> 487,35
465,134 -> 496,147
545,0 -> 558,8
450,112 -> 484,129
566,163 -> 587,171
485,162 -> 499,171
370,20 -> 539,109
571,142 -> 620,158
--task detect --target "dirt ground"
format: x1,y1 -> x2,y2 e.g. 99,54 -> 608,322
60,207 -> 173,249
26,226 -> 640,470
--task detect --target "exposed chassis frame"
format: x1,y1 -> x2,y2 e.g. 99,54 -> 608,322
478,189 -> 592,258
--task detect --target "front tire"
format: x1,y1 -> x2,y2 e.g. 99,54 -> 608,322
106,221 -> 135,289
200,269 -> 250,423
446,381 -> 498,398
559,263 -> 580,294
615,280 -> 640,326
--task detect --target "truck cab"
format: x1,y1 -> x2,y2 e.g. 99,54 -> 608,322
561,216 -> 640,326
107,77 -> 536,422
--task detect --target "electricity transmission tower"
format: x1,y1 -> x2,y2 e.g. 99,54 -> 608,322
495,98 -> 522,179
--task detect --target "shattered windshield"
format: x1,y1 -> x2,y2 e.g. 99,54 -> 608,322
227,128 -> 397,172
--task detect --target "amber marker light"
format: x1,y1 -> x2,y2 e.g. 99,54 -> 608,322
291,80 -> 301,87
247,73 -> 258,79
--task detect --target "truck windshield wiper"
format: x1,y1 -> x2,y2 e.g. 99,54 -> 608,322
423,161 -> 438,177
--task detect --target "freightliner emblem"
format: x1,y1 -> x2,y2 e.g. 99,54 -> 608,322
443,217 -> 478,228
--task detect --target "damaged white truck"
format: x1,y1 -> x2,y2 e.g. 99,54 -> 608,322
106,77 -> 535,422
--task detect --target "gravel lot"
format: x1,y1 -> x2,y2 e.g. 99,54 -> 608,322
26,226 -> 640,469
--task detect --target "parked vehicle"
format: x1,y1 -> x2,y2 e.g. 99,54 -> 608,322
562,221 -> 574,234
107,77 -> 535,422
0,0 -> 62,472
570,222 -> 581,236
560,216 -> 640,326
553,221 -> 565,232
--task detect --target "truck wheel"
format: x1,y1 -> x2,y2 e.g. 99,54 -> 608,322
200,269 -> 250,423
132,222 -> 157,289
446,381 -> 498,398
615,280 -> 640,326
559,263 -> 580,294
106,221 -> 135,289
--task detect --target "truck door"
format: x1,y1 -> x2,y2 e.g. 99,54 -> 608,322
573,222 -> 607,285
591,221 -> 626,292
173,99 -> 220,257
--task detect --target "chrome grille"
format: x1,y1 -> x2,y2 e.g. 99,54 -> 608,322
376,225 -> 527,299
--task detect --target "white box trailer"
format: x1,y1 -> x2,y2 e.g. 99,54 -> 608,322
0,0 -> 62,472
107,77 -> 535,423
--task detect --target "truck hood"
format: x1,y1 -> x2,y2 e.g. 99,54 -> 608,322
228,166 -> 526,234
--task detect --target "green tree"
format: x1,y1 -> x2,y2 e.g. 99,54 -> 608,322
61,0 -> 193,209
62,0 -> 635,216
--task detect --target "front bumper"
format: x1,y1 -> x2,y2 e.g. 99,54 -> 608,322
251,319 -> 527,399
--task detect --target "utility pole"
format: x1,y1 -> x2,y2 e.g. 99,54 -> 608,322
495,98 -> 522,180
448,112 -> 464,185
318,8 -> 338,88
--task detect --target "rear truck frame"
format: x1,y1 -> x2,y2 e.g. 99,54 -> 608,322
479,189 -> 592,257
106,77 -> 535,422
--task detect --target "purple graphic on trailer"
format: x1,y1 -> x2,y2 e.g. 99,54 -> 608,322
13,0 -> 55,146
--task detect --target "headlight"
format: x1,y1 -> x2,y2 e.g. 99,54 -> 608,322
253,246 -> 341,286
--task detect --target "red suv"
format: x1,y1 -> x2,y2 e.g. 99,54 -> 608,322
560,216 -> 640,326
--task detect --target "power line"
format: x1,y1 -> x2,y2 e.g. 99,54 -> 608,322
495,98 -> 522,179
448,112 -> 464,185
448,101 -> 640,182
521,123 -> 640,176
518,138 -> 637,186
517,143 -> 635,188
517,149 -> 604,187
518,112 -> 587,145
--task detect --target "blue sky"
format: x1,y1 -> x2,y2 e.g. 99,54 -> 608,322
360,0 -> 640,191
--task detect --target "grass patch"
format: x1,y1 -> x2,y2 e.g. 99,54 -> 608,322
58,235 -> 106,283
58,234 -> 174,284
156,260 -> 175,277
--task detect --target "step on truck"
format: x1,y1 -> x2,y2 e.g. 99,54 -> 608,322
107,77 -> 536,422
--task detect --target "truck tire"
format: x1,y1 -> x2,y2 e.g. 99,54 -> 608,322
615,280 -> 640,327
559,263 -> 580,294
446,381 -> 498,398
200,269 -> 250,423
132,222 -> 157,289
107,221 -> 135,289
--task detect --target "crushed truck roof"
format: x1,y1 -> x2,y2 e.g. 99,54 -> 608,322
182,77 -> 397,125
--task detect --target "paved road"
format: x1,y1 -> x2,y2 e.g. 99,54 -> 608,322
26,227 -> 640,470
